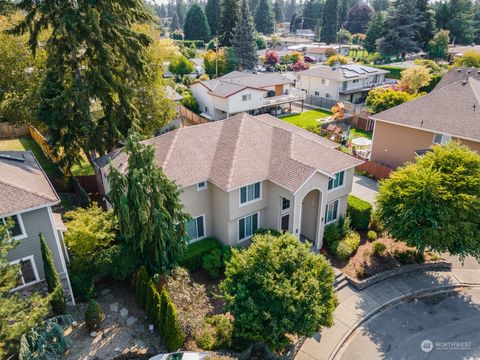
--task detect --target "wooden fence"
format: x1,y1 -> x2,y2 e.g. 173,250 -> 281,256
29,126 -> 62,163
177,104 -> 211,125
355,160 -> 392,180
0,123 -> 29,138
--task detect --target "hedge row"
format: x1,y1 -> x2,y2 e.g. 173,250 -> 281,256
135,267 -> 185,351
179,237 -> 222,271
175,39 -> 206,48
347,195 -> 372,231
372,65 -> 405,79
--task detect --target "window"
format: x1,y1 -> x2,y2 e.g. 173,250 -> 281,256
433,133 -> 451,145
240,182 -> 261,205
352,79 -> 359,84
10,256 -> 39,288
197,181 -> 208,191
2,214 -> 26,240
321,79 -> 326,85
204,106 -> 209,114
186,215 -> 205,242
325,200 -> 339,224
314,91 -> 320,96
281,197 -> 290,213
238,212 -> 259,242
325,93 -> 331,99
328,171 -> 345,191
241,94 -> 252,101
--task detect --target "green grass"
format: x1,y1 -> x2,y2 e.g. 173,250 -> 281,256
349,128 -> 372,140
280,109 -> 332,129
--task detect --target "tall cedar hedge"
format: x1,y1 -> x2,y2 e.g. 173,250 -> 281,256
40,233 -> 66,315
164,300 -> 186,351
135,266 -> 149,308
347,195 -> 373,231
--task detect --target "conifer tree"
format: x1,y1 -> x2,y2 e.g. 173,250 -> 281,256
416,0 -> 436,50
321,0 -> 339,43
364,11 -> 385,53
302,0 -> 323,30
232,0 -> 258,70
285,0 -> 297,20
255,0 -> 275,34
171,12 -> 181,31
205,0 -> 222,35
447,0 -> 475,45
274,0 -> 285,23
220,0 -> 239,46
184,4 -> 211,42
176,0 -> 187,26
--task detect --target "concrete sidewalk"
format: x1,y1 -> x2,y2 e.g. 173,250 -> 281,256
296,267 -> 480,360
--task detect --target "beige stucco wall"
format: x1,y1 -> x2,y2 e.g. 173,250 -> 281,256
371,120 -> 480,169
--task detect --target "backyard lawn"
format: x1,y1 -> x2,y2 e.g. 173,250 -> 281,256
349,127 -> 373,140
280,109 -> 332,129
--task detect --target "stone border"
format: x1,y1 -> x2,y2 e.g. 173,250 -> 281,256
345,261 -> 452,290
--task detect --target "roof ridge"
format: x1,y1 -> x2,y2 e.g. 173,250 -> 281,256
0,177 -> 57,203
225,114 -> 249,188
469,77 -> 480,103
162,128 -> 180,168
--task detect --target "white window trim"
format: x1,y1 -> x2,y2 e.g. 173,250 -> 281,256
280,197 -> 291,214
237,212 -> 260,243
9,255 -> 40,291
432,133 -> 452,145
188,214 -> 206,244
197,181 -> 208,191
2,214 -> 27,241
325,199 -> 340,225
327,171 -> 346,193
242,94 -> 252,102
239,182 -> 262,207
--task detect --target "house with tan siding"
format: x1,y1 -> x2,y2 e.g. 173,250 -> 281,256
94,113 -> 362,249
370,68 -> 480,169
0,151 -> 74,303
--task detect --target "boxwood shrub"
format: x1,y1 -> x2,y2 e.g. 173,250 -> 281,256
179,237 -> 222,271
347,195 -> 373,231
334,231 -> 361,260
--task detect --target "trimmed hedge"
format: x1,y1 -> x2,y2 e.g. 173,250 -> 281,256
176,39 -> 206,48
372,65 -> 405,79
179,237 -> 222,271
85,299 -> 105,331
347,195 -> 373,231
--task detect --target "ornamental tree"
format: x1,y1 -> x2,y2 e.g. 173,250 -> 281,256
397,65 -> 432,94
454,49 -> 480,68
108,133 -> 190,273
221,232 -> 336,350
428,30 -> 450,60
366,88 -> 420,113
376,142 -> 480,260
264,50 -> 280,65
169,54 -> 194,76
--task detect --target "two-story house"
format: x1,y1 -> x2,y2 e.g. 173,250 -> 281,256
296,64 -> 390,104
1,151 -> 74,303
370,67 -> 480,168
94,113 -> 362,249
189,71 -> 306,121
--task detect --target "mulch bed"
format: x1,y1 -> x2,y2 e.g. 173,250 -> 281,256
191,268 -> 225,315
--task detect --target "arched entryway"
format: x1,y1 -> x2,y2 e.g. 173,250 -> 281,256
300,189 -> 322,245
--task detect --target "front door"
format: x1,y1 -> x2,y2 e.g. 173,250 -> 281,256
281,214 -> 289,232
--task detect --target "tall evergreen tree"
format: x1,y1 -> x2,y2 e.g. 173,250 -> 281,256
377,0 -> 421,57
255,0 -> 275,34
205,0 -> 221,35
108,133 -> 190,274
13,0 -> 151,172
345,3 -> 373,34
416,0 -> 436,50
433,1 -> 449,31
447,0 -> 475,45
184,4 -> 211,42
274,0 -> 286,22
232,0 -> 258,69
285,0 -> 297,20
321,0 -> 339,43
250,0 -> 260,14
302,0 -> 323,29
176,0 -> 187,26
220,0 -> 239,46
338,0 -> 359,30
364,11 -> 385,53
371,0 -> 390,12
171,12 -> 181,30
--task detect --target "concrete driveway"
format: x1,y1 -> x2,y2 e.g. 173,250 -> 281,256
340,288 -> 480,359
350,175 -> 379,206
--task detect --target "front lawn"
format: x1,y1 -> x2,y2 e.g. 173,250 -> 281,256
279,109 -> 332,129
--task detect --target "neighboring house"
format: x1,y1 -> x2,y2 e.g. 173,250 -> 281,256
304,45 -> 349,60
296,64 -> 390,104
189,71 -> 307,120
448,45 -> 480,60
0,151 -> 74,303
295,29 -> 315,39
94,113 -> 362,249
370,68 -> 480,169
156,86 -> 184,135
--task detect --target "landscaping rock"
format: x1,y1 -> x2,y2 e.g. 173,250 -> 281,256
126,316 -> 137,326
109,302 -> 119,312
90,331 -> 98,338
120,308 -> 129,317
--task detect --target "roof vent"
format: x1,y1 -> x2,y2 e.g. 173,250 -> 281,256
457,69 -> 462,72
462,80 -> 468,85
0,153 -> 25,162
468,69 -> 472,74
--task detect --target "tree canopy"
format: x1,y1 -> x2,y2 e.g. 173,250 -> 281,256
205,0 -> 222,36
232,0 -> 258,70
397,65 -> 432,94
428,29 -> 450,59
376,142 -> 480,260
220,0 -> 239,46
344,3 -> 373,34
366,88 -> 421,113
454,49 -> 480,67
364,11 -> 385,53
254,0 -> 275,34
321,0 -> 339,43
183,4 -> 211,42
221,232 -> 336,350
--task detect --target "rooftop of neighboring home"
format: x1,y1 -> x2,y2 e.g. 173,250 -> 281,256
0,151 -> 60,217
297,64 -> 389,81
371,74 -> 480,142
192,71 -> 294,98
95,113 -> 362,193
434,67 -> 480,90
448,45 -> 480,56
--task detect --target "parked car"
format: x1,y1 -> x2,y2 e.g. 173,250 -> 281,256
304,55 -> 317,63
150,352 -> 209,360
254,65 -> 266,72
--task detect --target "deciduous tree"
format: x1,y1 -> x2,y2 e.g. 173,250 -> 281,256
345,3 -> 373,34
377,142 -> 480,260
366,87 -> 420,113
397,65 -> 431,94
454,49 -> 480,67
428,29 -> 450,60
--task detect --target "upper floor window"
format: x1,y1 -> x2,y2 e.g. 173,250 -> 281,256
197,181 -> 208,191
2,214 -> 26,240
242,94 -> 252,102
10,255 -> 39,288
352,79 -> 359,84
321,79 -> 326,85
186,215 -> 205,242
433,133 -> 451,145
240,182 -> 261,205
328,171 -> 345,191
281,197 -> 290,213
314,91 -> 320,96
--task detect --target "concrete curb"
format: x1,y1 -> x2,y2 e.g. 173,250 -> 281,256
330,283 -> 480,360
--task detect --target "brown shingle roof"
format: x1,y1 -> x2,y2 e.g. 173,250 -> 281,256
434,67 -> 480,90
95,113 -> 362,193
371,77 -> 480,142
0,151 -> 60,217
